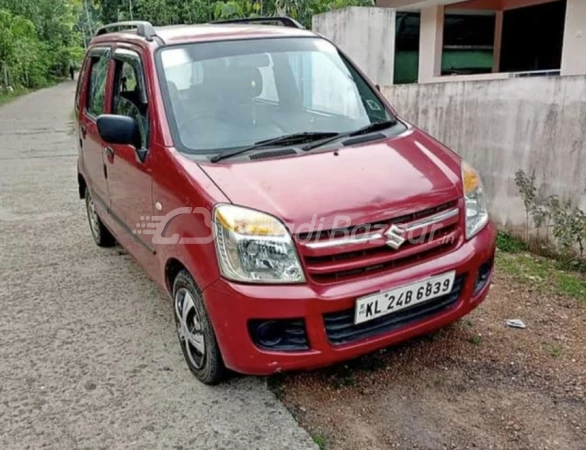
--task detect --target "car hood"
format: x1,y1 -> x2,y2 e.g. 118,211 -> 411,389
198,128 -> 463,231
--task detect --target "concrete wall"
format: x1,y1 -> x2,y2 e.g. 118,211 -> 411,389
561,0 -> 586,76
312,7 -> 396,86
382,76 -> 586,228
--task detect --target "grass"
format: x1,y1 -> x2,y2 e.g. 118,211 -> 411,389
497,231 -> 586,273
555,258 -> 586,274
468,335 -> 482,345
0,88 -> 31,106
497,251 -> 586,303
311,432 -> 328,450
541,342 -> 562,358
0,79 -> 66,107
497,231 -> 528,253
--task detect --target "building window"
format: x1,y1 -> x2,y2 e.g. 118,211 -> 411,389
500,1 -> 567,73
394,12 -> 421,84
442,12 -> 496,76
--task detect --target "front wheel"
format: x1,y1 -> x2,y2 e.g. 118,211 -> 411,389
173,270 -> 227,385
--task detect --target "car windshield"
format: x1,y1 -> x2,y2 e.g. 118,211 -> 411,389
158,37 -> 393,154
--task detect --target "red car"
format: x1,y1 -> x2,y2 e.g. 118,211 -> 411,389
76,18 -> 496,384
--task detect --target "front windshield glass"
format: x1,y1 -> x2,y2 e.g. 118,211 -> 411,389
158,37 -> 393,154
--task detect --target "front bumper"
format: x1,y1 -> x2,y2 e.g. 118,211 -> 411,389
203,222 -> 496,375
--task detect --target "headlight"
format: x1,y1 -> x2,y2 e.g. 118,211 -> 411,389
462,161 -> 489,239
213,204 -> 305,283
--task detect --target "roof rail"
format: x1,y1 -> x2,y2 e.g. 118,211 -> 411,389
95,21 -> 157,42
211,16 -> 305,29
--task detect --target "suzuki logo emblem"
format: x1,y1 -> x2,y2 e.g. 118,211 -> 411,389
384,224 -> 406,250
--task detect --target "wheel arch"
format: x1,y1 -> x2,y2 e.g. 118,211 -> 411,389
78,172 -> 87,199
165,257 -> 190,295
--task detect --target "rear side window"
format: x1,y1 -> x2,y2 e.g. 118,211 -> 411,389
86,53 -> 110,117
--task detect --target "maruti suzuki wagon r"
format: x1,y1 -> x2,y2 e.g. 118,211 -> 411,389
75,17 -> 496,384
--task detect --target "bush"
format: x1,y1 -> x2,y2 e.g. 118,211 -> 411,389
515,169 -> 586,261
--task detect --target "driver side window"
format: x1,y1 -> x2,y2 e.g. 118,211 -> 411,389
111,50 -> 149,148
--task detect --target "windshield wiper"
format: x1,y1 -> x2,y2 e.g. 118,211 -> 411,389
302,119 -> 398,151
210,131 -> 339,163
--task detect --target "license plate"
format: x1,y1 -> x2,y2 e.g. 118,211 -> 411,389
354,271 -> 456,325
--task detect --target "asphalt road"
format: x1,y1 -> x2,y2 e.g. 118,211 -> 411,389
0,81 -> 316,450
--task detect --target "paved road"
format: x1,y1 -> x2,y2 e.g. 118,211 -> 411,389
0,82 -> 315,450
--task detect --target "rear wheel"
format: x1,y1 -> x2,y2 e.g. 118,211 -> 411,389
173,270 -> 227,385
85,187 -> 115,247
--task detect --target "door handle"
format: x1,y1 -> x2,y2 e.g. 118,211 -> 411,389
104,146 -> 115,163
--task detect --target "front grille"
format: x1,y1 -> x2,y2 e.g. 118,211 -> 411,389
323,274 -> 465,346
298,201 -> 457,242
298,201 -> 461,284
248,318 -> 309,351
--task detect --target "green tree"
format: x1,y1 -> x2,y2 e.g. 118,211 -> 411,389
0,0 -> 84,89
96,0 -> 374,28
98,0 -> 213,25
213,0 -> 261,20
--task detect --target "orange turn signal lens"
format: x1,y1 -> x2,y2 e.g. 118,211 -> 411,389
215,205 -> 287,237
462,161 -> 480,194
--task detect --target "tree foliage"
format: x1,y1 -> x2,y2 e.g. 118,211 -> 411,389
95,0 -> 373,29
0,0 -> 85,89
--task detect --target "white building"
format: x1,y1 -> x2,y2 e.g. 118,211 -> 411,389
313,0 -> 586,230
315,0 -> 586,85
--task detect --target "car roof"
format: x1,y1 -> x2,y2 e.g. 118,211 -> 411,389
91,23 -> 316,47
157,23 -> 315,43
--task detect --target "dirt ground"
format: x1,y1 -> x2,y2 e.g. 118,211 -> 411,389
276,253 -> 586,450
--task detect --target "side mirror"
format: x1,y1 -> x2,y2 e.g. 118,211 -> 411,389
97,114 -> 141,150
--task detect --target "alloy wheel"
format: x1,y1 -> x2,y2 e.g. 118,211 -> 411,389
174,288 -> 206,369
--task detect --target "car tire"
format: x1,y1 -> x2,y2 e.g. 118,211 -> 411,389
172,270 -> 227,385
85,187 -> 116,247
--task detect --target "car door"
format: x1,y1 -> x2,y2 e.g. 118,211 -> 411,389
105,46 -> 156,262
79,47 -> 113,211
